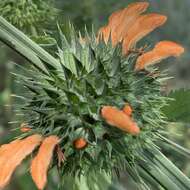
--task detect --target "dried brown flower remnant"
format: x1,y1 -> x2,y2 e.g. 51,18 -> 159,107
101,106 -> 140,135
31,136 -> 59,190
56,145 -> 65,167
73,138 -> 88,149
0,135 -> 42,189
135,41 -> 185,71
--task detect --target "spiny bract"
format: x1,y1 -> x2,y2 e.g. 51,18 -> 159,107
0,2 -> 185,190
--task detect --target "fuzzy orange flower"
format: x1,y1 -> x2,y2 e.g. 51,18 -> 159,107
31,136 -> 60,190
98,3 -> 184,70
111,2 -> 149,46
98,2 -> 167,55
98,2 -> 149,46
122,14 -> 167,55
0,135 -> 42,189
101,106 -> 140,135
135,41 -> 185,71
0,135 -> 61,190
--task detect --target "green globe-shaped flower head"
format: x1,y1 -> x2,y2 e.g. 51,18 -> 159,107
0,0 -> 57,35
0,2 -> 185,190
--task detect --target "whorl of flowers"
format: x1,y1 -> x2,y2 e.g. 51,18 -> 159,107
0,2 -> 185,189
0,0 -> 57,35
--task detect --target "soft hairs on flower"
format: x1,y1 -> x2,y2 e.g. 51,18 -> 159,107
31,136 -> 60,190
0,135 -> 42,189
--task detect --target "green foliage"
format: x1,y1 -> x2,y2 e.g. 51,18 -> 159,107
160,135 -> 190,159
0,0 -> 57,35
59,172 -> 113,190
0,16 -> 59,74
162,89 -> 190,123
159,123 -> 190,178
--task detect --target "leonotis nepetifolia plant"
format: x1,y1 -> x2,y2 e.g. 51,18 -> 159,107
0,2 -> 189,190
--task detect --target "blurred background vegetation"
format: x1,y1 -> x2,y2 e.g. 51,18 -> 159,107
0,0 -> 189,189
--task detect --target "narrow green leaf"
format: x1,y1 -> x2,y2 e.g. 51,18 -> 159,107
109,44 -> 122,77
0,16 -> 59,74
138,166 -> 162,190
159,135 -> 190,158
73,55 -> 86,77
140,156 -> 181,190
143,147 -> 190,190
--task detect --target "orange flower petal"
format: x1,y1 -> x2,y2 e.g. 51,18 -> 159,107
30,136 -> 59,190
0,135 -> 42,189
135,41 -> 185,71
73,138 -> 87,149
122,14 -> 167,55
101,106 -> 140,135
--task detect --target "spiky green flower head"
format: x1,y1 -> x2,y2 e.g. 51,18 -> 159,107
13,2 -> 184,175
9,1 -> 184,186
0,0 -> 57,35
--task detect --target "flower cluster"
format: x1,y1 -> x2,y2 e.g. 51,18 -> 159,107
0,2 -> 184,189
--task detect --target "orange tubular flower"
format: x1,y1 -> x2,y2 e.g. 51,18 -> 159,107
31,136 -> 60,190
98,2 -> 149,46
97,3 -> 184,70
97,2 -> 167,55
122,14 -> 167,55
123,104 -> 133,117
101,106 -> 140,135
110,2 -> 149,46
73,138 -> 88,149
0,135 -> 61,190
0,135 -> 42,189
135,41 -> 185,71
